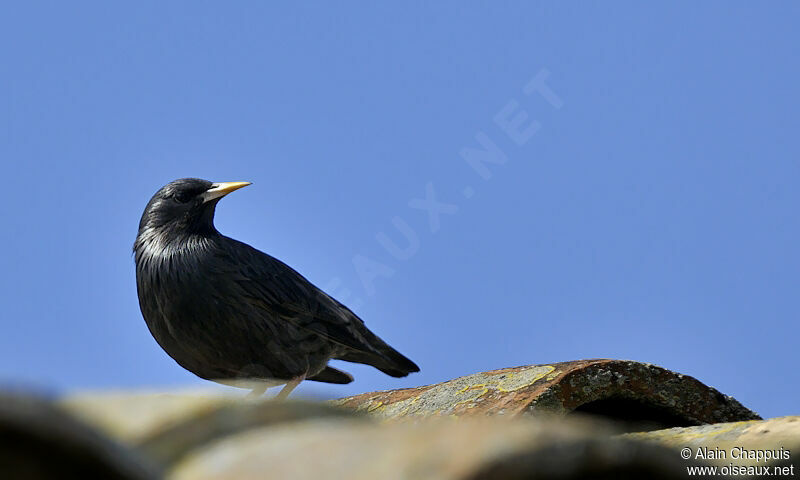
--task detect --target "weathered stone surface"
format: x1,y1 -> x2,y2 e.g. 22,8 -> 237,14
169,415 -> 697,480
61,389 -> 240,443
137,400 -> 364,468
334,360 -> 760,429
0,392 -> 160,480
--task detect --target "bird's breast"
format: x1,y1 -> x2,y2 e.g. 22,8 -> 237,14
137,239 -> 231,329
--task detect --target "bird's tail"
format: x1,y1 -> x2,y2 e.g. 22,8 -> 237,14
338,346 -> 420,378
307,366 -> 354,384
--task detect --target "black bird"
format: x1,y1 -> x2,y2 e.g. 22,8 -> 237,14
134,178 -> 419,398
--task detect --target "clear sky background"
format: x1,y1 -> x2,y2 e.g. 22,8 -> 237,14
2,3 -> 797,418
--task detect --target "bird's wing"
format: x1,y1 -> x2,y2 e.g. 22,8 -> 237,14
225,239 -> 383,356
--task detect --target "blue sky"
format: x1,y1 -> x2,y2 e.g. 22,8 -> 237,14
1,2 -> 797,418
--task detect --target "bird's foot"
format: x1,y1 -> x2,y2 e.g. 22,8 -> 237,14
245,383 -> 269,400
274,375 -> 305,401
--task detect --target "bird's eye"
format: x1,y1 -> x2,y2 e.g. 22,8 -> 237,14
174,192 -> 192,203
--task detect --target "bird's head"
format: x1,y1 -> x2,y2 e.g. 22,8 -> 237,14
136,178 -> 251,239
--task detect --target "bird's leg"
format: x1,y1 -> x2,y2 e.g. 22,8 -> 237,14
274,375 -> 305,401
245,382 -> 269,399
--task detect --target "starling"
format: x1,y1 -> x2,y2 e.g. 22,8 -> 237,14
134,178 -> 419,398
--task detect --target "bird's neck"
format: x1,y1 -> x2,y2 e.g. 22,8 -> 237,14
134,226 -> 219,263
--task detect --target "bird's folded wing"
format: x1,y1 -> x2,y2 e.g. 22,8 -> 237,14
229,247 -> 382,357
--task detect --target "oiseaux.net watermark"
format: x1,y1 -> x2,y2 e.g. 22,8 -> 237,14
682,446 -> 794,477
324,68 -> 563,310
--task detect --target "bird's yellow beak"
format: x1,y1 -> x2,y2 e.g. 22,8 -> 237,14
202,181 -> 251,203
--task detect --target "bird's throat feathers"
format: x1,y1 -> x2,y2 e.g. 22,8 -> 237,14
134,227 -> 218,268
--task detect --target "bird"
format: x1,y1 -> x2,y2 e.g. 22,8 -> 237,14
134,178 -> 419,399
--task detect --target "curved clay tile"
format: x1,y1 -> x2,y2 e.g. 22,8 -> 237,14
334,359 -> 760,429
